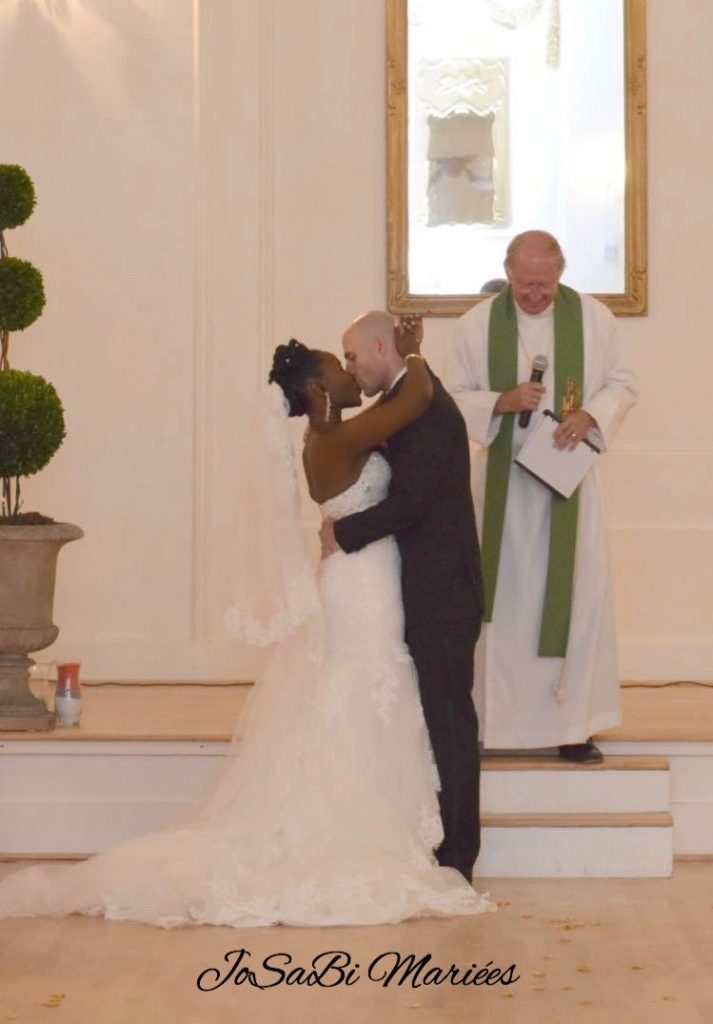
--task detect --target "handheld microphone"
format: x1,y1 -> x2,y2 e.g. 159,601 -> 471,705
518,354 -> 548,429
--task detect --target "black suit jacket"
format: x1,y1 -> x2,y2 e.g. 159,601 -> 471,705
334,370 -> 483,629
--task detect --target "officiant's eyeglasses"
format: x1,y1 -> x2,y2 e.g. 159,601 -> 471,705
510,278 -> 560,294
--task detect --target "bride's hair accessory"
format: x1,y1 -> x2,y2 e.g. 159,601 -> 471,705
395,313 -> 422,335
269,339 -> 322,418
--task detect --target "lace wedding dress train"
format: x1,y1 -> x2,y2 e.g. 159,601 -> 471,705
0,454 -> 494,927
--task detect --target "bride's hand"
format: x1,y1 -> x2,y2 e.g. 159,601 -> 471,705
394,314 -> 423,357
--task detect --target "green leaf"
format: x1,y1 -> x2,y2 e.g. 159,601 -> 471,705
0,257 -> 46,331
0,165 -> 36,230
0,370 -> 65,478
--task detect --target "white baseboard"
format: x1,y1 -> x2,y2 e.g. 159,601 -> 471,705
618,637 -> 713,679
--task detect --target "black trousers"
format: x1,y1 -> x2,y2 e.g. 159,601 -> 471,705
405,618 -> 481,878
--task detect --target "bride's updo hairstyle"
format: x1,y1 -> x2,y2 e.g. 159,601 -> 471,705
269,339 -> 323,417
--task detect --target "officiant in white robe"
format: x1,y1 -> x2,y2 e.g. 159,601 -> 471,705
446,231 -> 638,757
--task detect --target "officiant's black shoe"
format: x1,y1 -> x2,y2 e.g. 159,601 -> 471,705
558,740 -> 603,764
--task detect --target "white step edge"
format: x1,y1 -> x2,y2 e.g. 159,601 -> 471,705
482,811 -> 673,827
481,755 -> 669,771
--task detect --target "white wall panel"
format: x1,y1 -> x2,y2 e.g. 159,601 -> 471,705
0,1 -> 712,679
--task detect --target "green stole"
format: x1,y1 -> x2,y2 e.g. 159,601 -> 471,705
482,284 -> 583,657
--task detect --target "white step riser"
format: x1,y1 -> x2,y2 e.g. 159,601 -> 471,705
1,751 -> 223,801
0,746 -> 683,876
1,800 -> 189,855
0,802 -> 675,879
482,770 -> 670,814
3,753 -> 671,814
476,826 -> 673,878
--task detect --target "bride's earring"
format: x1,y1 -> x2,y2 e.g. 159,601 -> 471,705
324,391 -> 332,423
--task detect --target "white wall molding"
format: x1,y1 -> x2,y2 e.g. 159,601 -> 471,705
618,638 -> 713,680
191,0 -> 209,642
3,1 -> 712,681
608,441 -> 713,454
188,0 -> 272,654
258,0 -> 276,386
609,524 -> 713,531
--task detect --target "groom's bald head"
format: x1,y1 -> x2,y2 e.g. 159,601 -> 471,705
348,310 -> 396,346
342,310 -> 403,397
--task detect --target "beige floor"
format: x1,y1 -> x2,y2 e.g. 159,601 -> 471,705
0,861 -> 711,1024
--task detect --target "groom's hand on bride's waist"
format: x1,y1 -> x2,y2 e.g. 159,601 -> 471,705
320,517 -> 339,558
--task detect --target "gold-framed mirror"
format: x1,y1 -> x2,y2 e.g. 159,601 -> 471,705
386,0 -> 647,316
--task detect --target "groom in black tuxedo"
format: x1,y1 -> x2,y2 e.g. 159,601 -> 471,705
320,311 -> 483,882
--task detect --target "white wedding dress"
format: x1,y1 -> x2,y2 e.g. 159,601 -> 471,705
0,453 -> 494,927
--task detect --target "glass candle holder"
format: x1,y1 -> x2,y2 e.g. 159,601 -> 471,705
55,661 -> 83,726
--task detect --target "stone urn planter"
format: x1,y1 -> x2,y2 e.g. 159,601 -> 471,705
0,166 -> 82,731
0,523 -> 83,730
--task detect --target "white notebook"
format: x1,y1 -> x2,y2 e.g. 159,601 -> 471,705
514,410 -> 600,499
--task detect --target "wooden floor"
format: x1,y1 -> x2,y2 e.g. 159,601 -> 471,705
2,685 -> 712,1020
5,678 -> 713,743
0,860 -> 711,1023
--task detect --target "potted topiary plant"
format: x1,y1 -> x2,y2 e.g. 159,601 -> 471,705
0,164 -> 83,730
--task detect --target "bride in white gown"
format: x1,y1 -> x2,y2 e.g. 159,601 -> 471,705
0,325 -> 494,928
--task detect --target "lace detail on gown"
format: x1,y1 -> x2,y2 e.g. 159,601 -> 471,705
318,455 -> 420,726
0,453 -> 494,927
